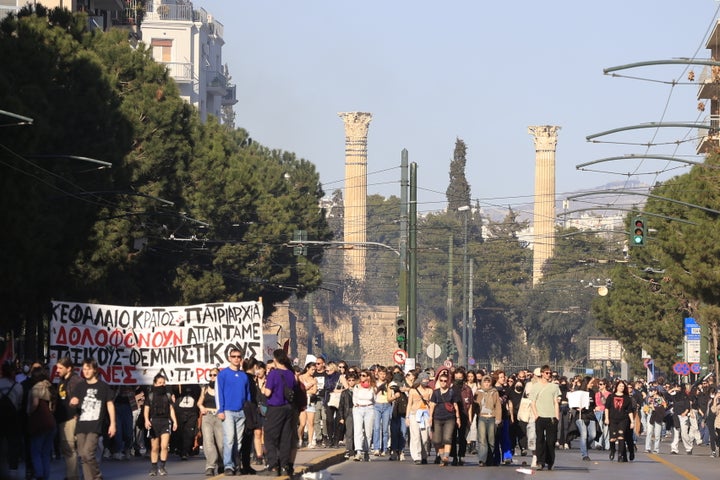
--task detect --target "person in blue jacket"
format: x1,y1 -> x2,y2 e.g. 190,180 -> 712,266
216,347 -> 251,476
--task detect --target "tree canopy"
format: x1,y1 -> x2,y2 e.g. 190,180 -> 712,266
0,7 -> 330,357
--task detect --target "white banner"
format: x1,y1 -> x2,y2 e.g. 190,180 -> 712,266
49,300 -> 263,385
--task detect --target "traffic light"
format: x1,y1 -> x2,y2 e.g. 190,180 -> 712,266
631,216 -> 646,246
395,316 -> 406,349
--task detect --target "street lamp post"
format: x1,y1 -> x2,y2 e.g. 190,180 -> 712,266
458,205 -> 470,365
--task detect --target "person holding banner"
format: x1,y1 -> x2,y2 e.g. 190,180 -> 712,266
69,358 -> 116,480
217,347 -> 252,476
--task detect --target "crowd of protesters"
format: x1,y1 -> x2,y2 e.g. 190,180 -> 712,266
1,352 -> 719,478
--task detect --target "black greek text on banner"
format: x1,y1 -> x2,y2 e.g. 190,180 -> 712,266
49,300 -> 263,385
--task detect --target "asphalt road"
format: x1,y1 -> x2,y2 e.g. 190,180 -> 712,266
3,441 -> 717,479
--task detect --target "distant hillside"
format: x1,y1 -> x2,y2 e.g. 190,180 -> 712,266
482,180 -> 651,223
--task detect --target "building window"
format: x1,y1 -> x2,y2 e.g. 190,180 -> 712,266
150,38 -> 173,62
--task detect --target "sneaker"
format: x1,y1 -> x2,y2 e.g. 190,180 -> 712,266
205,468 -> 215,477
373,449 -> 380,456
113,452 -> 125,461
353,452 -> 362,462
149,467 -> 158,476
478,461 -> 485,467
414,460 -> 422,465
308,441 -> 317,449
458,457 -> 464,465
158,467 -> 168,476
400,452 -> 406,461
582,456 -> 591,461
379,450 -> 386,456
103,448 -> 111,459
224,467 -> 235,476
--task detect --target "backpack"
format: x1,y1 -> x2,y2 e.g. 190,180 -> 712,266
280,374 -> 294,404
394,391 -> 408,417
0,382 -> 18,422
148,390 -> 172,418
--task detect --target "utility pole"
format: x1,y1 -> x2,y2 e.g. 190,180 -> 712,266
468,260 -> 474,364
447,235 -> 453,355
408,162 -> 418,359
458,205 -> 470,366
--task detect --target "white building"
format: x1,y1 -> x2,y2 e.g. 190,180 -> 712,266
141,0 -> 236,125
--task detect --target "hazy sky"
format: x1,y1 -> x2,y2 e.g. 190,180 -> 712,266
192,0 -> 720,215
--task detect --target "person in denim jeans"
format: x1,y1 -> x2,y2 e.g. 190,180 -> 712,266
475,375 -> 501,466
352,370 -> 376,461
216,348 -> 251,476
594,379 -> 611,450
645,388 -> 667,454
372,367 -> 392,456
573,378 -> 596,461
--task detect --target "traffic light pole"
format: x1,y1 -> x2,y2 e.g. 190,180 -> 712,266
399,150 -> 409,352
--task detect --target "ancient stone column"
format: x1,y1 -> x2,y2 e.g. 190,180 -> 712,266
528,125 -> 560,286
338,112 -> 372,282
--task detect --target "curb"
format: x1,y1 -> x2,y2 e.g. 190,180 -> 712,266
284,450 -> 347,479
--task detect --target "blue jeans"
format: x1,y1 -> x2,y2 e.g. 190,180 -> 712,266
113,403 -> 134,453
645,421 -> 662,453
372,403 -> 392,452
594,410 -> 609,449
477,416 -> 496,464
221,410 -> 246,470
576,418 -> 596,457
31,428 -> 56,480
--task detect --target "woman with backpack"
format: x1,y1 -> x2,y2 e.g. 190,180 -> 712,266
388,373 -> 409,461
144,373 -> 177,476
27,367 -> 56,480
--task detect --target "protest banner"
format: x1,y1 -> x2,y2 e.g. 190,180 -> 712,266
49,300 -> 263,385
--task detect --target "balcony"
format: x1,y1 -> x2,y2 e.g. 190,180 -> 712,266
206,70 -> 227,94
222,84 -> 238,106
164,62 -> 193,83
696,114 -> 720,154
697,65 -> 720,100
145,1 -> 193,22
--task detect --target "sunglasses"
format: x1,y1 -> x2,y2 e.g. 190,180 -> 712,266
542,371 -> 551,375
230,355 -> 242,358
209,373 -> 217,378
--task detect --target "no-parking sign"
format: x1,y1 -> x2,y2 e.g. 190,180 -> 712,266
673,362 -> 690,376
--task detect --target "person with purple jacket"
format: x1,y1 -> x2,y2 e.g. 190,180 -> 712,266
261,349 -> 298,477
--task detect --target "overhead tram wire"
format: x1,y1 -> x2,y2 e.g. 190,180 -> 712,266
583,5 -> 720,211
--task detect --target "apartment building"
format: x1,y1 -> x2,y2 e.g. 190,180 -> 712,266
140,0 -> 237,125
1,0 -> 237,126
